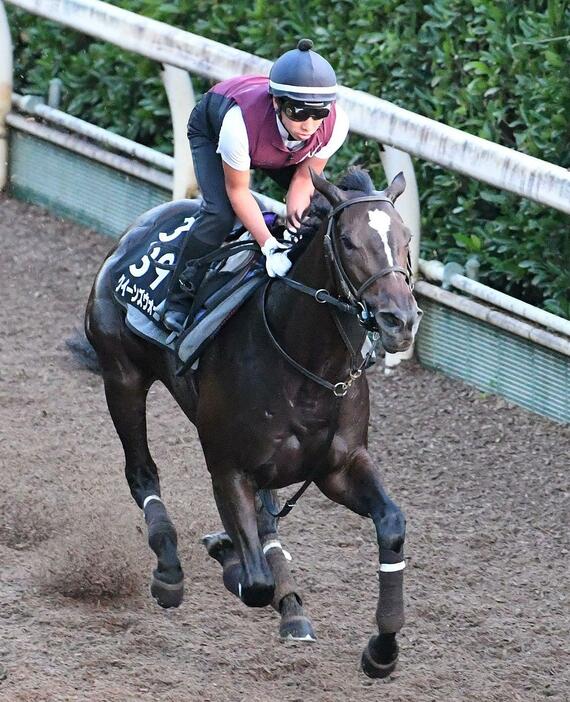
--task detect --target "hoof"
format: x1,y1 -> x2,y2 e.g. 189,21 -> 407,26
279,615 -> 316,642
361,636 -> 399,679
202,531 -> 233,563
150,575 -> 184,609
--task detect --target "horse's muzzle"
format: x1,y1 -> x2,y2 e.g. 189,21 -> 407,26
376,304 -> 423,353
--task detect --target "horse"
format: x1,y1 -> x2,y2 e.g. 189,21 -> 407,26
82,166 -> 422,677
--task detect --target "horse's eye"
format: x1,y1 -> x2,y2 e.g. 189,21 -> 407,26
340,235 -> 356,251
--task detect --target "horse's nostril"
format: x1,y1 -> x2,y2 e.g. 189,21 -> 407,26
379,312 -> 401,329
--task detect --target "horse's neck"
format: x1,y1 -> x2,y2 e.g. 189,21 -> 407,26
268,229 -> 350,373
291,226 -> 330,289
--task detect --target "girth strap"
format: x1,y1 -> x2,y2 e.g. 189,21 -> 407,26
263,478 -> 314,519
261,398 -> 342,520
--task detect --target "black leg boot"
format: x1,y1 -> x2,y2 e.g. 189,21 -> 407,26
163,237 -> 217,333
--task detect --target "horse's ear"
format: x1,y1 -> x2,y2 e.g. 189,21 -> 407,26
384,172 -> 406,203
310,168 -> 347,206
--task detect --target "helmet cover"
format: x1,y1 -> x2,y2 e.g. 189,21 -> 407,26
269,39 -> 337,103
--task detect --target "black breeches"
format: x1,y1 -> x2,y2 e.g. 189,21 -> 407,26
184,96 -> 236,249
181,94 -> 294,255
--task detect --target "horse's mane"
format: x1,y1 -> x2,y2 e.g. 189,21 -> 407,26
336,166 -> 375,195
291,166 -> 375,259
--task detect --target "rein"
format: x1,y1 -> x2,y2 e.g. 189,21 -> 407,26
261,193 -> 409,520
261,279 -> 367,398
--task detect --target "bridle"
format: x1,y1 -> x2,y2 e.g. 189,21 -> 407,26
324,194 -> 413,326
262,193 -> 414,396
164,193 -> 414,395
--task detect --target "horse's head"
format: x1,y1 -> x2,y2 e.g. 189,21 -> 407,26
311,168 -> 422,354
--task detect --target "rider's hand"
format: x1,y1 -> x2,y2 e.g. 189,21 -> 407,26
283,228 -> 300,244
286,205 -> 309,233
285,205 -> 309,243
286,212 -> 302,232
261,237 -> 292,278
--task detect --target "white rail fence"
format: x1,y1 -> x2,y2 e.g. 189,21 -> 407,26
0,0 -> 569,363
3,0 -> 569,209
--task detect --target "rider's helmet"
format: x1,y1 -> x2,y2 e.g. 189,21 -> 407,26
269,39 -> 337,108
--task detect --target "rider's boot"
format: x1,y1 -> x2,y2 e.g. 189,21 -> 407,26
163,237 -> 217,333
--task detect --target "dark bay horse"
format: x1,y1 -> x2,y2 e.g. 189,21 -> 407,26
83,167 -> 422,677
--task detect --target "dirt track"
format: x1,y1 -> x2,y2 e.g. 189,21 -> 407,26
0,194 -> 568,702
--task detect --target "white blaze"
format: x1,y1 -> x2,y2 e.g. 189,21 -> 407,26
368,209 -> 394,266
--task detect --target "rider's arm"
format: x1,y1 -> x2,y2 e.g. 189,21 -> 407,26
286,156 -> 328,230
222,162 -> 272,247
223,162 -> 291,277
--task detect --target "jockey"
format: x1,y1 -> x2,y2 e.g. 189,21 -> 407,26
162,38 -> 350,333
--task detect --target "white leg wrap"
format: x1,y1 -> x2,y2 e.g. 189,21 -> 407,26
379,561 -> 406,573
263,539 -> 292,562
143,494 -> 163,510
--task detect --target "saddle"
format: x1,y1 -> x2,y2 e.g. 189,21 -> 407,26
112,201 -> 283,373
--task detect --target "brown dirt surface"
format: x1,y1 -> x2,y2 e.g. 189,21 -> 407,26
0,194 -> 568,702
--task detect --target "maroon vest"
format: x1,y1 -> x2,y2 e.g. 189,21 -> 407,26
210,76 -> 337,169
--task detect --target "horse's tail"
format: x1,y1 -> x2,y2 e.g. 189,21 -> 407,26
65,328 -> 101,374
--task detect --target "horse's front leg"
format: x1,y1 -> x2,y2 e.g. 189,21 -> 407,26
316,447 -> 406,678
209,470 -> 275,607
202,489 -> 316,640
257,490 -> 316,640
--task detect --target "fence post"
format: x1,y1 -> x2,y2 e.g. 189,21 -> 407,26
161,64 -> 197,199
380,145 -> 421,369
0,1 -> 13,191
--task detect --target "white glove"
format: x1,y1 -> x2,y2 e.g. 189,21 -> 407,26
261,237 -> 292,278
283,228 -> 300,244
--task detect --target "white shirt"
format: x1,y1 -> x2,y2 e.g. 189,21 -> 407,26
217,104 -> 350,171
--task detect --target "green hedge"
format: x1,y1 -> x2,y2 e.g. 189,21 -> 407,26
7,0 -> 570,317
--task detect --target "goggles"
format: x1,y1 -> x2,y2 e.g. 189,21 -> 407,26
281,100 -> 331,122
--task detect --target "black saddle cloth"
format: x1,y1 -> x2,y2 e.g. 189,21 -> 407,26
113,199 -> 201,323
111,199 -> 281,372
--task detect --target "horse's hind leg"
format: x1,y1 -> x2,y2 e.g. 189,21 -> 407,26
203,489 -> 316,641
100,356 -> 184,608
316,448 -> 406,678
